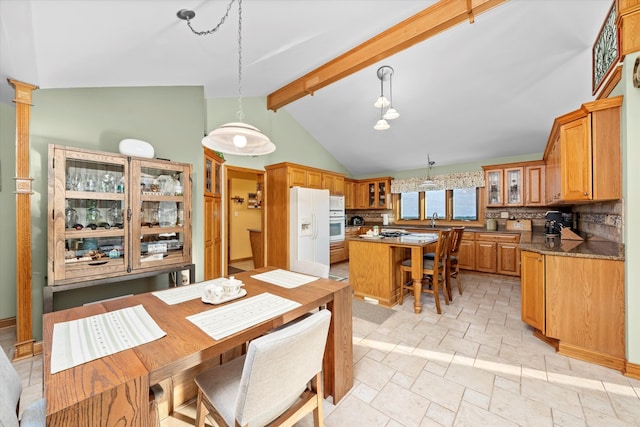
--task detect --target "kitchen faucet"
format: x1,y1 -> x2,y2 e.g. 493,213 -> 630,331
431,212 -> 438,228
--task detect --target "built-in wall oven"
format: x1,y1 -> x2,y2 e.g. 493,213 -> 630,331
329,196 -> 345,242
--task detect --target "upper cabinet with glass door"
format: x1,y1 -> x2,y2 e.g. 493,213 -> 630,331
363,178 -> 392,209
483,166 -> 523,207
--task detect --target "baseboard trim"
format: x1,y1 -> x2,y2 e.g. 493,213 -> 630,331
624,361 -> 640,380
558,342 -> 626,371
0,317 -> 16,329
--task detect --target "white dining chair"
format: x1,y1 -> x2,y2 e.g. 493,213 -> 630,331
194,309 -> 332,427
0,349 -> 46,427
290,259 -> 330,278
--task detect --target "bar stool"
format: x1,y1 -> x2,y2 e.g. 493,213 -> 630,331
424,226 -> 464,301
398,229 -> 451,314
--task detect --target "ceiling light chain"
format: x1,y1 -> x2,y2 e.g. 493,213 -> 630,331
236,0 -> 244,122
177,0 -> 275,156
178,0 -> 236,37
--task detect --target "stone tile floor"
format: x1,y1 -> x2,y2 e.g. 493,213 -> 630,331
3,263 -> 640,426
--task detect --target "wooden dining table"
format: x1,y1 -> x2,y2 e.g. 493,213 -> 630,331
42,267 -> 353,427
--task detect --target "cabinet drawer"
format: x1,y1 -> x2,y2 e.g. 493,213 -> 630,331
330,241 -> 346,264
462,231 -> 475,241
475,233 -> 520,243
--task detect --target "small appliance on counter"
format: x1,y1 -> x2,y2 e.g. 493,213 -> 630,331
349,216 -> 364,226
545,210 -> 582,241
545,210 -> 575,231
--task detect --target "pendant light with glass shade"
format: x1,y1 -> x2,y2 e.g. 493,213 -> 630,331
421,154 -> 437,188
373,65 -> 399,130
177,0 -> 275,156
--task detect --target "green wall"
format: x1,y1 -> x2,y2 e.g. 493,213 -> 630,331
203,97 -> 350,174
0,102 -> 17,320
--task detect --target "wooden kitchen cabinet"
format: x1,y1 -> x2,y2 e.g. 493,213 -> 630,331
524,162 -> 546,206
48,145 -> 192,287
355,182 -> 368,209
474,233 -> 520,276
265,162 -> 346,269
323,172 -> 344,195
527,254 -> 625,371
204,148 -> 224,280
483,161 -> 545,207
521,251 -> 545,332
356,178 -> 392,209
330,240 -> 346,264
544,96 -> 622,205
475,241 -> 497,272
545,255 -> 625,369
484,166 -> 523,206
344,178 -> 356,209
457,232 -> 475,270
497,240 -> 520,276
344,226 -> 360,260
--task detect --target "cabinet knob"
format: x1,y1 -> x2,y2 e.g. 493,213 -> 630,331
583,192 -> 589,196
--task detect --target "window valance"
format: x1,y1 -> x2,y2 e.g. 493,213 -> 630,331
391,171 -> 485,193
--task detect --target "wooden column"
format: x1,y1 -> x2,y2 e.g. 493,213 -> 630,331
8,79 -> 38,360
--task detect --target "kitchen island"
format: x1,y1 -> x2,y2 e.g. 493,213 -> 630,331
348,233 -> 438,313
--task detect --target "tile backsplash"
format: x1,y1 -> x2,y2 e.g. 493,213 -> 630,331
573,200 -> 622,242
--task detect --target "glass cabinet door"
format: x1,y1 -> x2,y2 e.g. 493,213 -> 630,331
368,182 -> 376,208
130,159 -> 192,271
486,169 -> 503,206
505,167 -> 523,206
51,148 -> 128,283
377,181 -> 387,208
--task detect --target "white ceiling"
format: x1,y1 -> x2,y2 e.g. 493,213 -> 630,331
0,0 -> 613,176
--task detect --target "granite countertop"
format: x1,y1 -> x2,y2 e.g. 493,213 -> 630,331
519,233 -> 624,261
349,233 -> 439,246
359,224 -> 624,260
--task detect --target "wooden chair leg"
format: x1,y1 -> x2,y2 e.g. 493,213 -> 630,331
455,266 -> 462,295
441,274 -> 450,305
432,278 -> 442,314
446,263 -> 453,301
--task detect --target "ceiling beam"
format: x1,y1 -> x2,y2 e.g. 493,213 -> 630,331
266,0 -> 508,111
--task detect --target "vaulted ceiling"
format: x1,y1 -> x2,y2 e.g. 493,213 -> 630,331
0,0 -> 613,175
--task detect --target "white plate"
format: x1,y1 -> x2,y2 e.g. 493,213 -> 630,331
201,289 -> 247,305
359,235 -> 384,239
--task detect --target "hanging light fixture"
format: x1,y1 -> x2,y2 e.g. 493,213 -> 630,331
373,105 -> 390,130
421,154 -> 437,188
373,65 -> 399,130
178,0 -> 275,156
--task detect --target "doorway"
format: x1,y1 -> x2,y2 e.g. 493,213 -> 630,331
225,166 -> 265,274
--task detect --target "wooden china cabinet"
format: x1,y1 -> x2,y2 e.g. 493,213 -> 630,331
45,145 -> 193,311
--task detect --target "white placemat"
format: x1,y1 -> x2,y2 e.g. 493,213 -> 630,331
50,304 -> 166,374
187,292 -> 301,340
152,278 -> 227,305
251,269 -> 319,289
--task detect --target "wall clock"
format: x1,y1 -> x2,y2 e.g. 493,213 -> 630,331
634,57 -> 640,89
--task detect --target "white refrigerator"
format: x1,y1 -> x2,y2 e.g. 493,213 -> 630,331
289,186 -> 330,268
